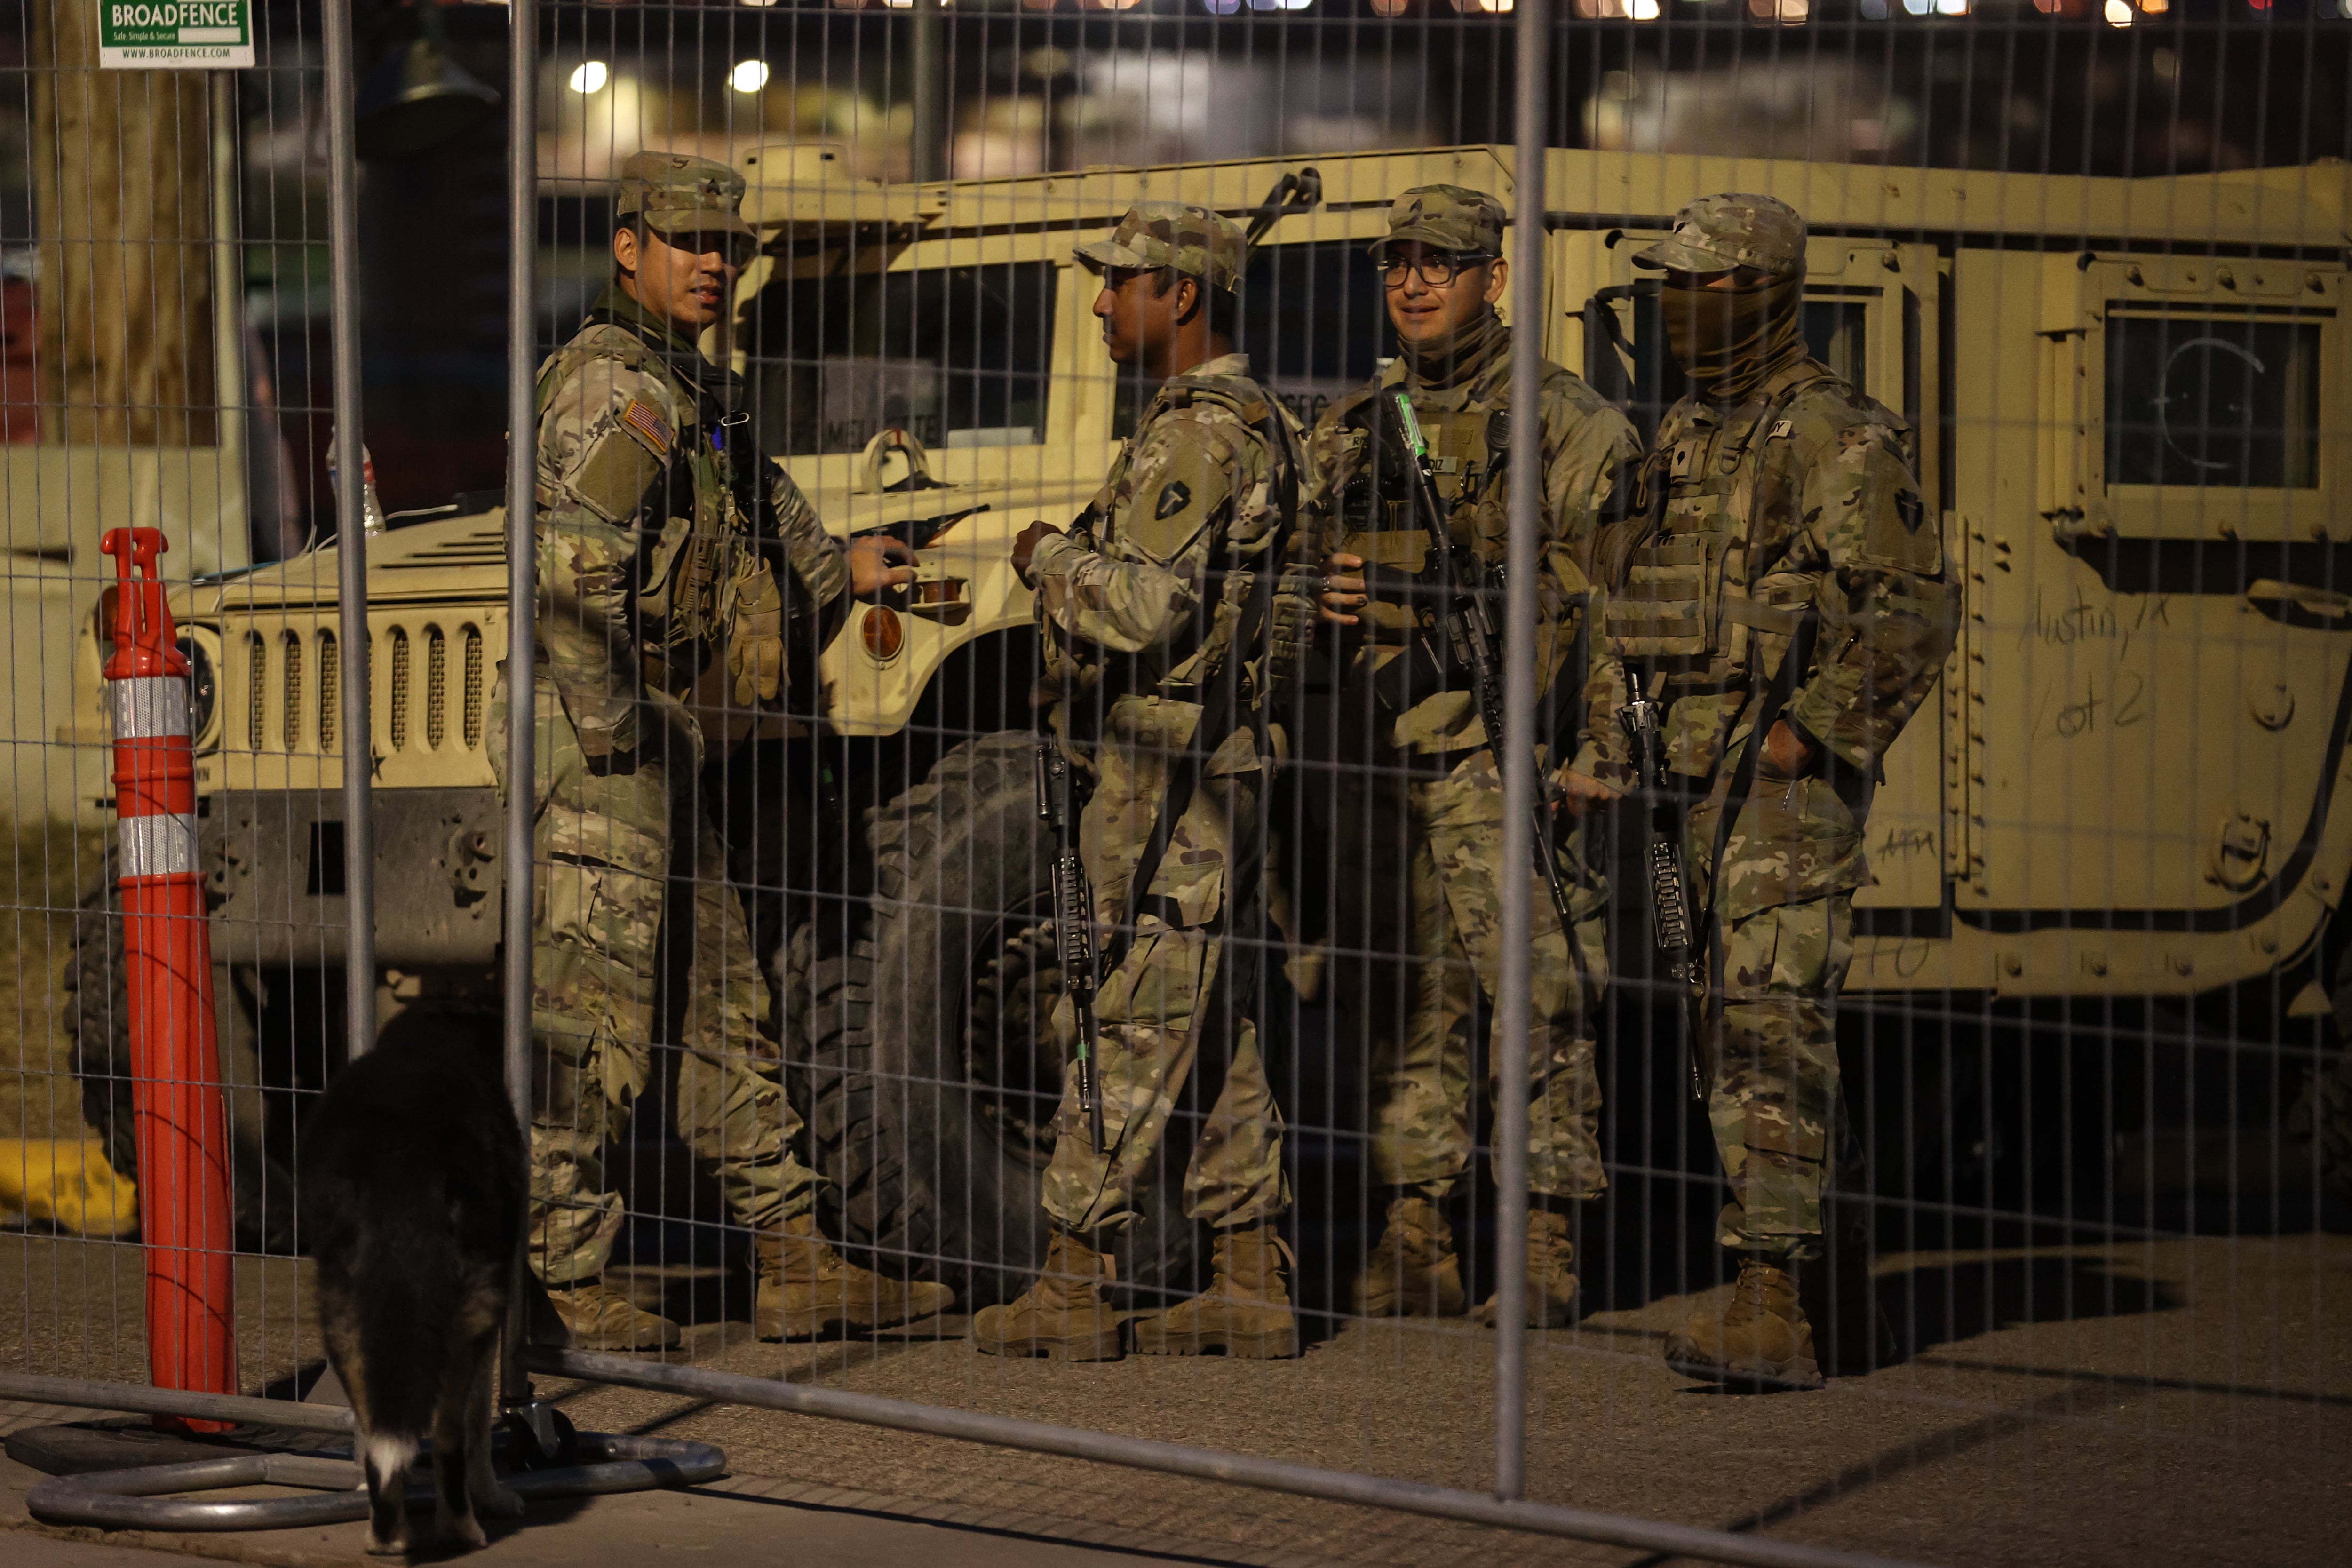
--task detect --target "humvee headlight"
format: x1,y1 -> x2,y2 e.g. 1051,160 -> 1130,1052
177,633 -> 220,752
861,606 -> 905,664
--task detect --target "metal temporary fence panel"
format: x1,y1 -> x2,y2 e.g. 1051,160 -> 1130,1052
2,3 -> 2350,1566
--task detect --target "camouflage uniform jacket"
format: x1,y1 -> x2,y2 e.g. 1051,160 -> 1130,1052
1031,352 -> 1314,723
1311,346 -> 1638,756
1575,358 -> 1957,915
532,283 -> 848,756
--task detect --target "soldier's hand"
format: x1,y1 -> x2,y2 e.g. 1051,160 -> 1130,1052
1555,767 -> 1618,818
848,536 -> 917,597
1320,551 -> 1368,625
1761,719 -> 1815,779
730,560 -> 787,707
1012,519 -> 1060,587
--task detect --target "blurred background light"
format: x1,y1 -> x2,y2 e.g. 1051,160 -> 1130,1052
567,61 -> 608,95
730,60 -> 771,94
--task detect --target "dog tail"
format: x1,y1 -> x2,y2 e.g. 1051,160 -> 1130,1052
349,1186 -> 471,1441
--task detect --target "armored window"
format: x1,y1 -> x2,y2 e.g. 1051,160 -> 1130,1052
2104,313 -> 2320,490
748,259 -> 1057,457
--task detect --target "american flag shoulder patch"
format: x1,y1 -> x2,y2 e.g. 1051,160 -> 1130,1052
618,398 -> 675,456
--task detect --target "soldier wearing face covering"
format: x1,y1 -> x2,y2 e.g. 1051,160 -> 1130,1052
1564,194 -> 1956,1389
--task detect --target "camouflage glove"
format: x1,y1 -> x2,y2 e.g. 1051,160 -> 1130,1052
1268,567 -> 1322,688
728,559 -> 787,708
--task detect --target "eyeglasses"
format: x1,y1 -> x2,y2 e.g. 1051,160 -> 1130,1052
1378,253 -> 1494,288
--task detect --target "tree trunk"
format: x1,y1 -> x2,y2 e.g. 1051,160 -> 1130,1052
30,0 -> 216,448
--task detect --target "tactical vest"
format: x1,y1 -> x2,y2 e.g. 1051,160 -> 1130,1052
1052,371 -> 1302,703
1604,362 -> 1835,692
532,327 -> 757,672
1336,376 -> 1518,610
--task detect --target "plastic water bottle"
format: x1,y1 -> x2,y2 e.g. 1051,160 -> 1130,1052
326,434 -> 387,537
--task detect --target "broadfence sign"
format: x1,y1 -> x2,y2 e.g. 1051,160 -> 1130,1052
98,0 -> 254,70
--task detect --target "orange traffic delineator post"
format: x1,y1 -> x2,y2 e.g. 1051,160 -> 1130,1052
101,527 -> 238,1433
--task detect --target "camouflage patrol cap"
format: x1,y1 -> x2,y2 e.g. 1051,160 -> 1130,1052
1370,184 -> 1506,260
1633,192 -> 1806,277
616,150 -> 755,240
1074,203 -> 1246,293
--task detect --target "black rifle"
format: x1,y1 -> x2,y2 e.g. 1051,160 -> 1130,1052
1392,388 -> 1585,954
1617,605 -> 1822,1102
1034,737 -> 1106,1154
1616,661 -> 1703,1100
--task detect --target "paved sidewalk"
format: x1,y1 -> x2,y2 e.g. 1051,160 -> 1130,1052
0,1449 -> 1330,1568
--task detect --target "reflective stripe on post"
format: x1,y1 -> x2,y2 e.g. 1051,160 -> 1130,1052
101,527 -> 240,1434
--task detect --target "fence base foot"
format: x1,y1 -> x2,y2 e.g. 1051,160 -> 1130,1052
22,1429 -> 727,1533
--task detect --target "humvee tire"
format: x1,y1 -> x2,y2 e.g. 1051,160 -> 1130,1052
811,733 -> 1198,1303
2298,1058 -> 2352,1207
64,850 -> 298,1251
2294,951 -> 2352,1210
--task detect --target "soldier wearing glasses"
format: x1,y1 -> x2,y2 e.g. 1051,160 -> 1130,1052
1311,186 -> 1639,1326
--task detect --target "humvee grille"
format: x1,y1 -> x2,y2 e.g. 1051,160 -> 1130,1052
426,628 -> 447,752
462,627 -> 483,750
389,628 -> 411,751
284,632 -> 305,751
318,632 -> 338,752
246,634 -> 265,751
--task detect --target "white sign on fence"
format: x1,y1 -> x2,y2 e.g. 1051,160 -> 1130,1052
98,0 -> 254,70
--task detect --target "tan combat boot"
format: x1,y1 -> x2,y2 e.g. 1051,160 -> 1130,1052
1473,1208 -> 1580,1327
1662,1256 -> 1823,1391
970,1228 -> 1123,1361
1353,1194 -> 1466,1318
1133,1224 -> 1299,1359
755,1214 -> 956,1341
547,1281 -> 682,1351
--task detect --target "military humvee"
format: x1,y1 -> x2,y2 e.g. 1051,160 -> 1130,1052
66,145 -> 2352,1273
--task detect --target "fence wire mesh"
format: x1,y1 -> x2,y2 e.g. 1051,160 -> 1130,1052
3,3 -> 2351,1565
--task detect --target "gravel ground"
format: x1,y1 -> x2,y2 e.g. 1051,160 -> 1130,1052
3,1231 -> 2344,1567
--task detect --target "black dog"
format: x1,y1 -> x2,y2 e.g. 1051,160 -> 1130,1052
299,1013 -> 552,1554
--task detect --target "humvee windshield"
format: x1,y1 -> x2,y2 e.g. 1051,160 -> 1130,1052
746,258 -> 1058,457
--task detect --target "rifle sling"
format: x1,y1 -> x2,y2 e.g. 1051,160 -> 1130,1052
1696,609 -> 1821,939
1097,405 -> 1302,987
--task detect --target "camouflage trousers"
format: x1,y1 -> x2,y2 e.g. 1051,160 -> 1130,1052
1040,696 -> 1289,1236
1700,889 -> 1854,1260
1335,748 -> 1610,1203
492,669 -> 818,1287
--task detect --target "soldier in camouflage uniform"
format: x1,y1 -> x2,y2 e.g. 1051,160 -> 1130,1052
1563,193 -> 1955,1388
974,203 -> 1316,1362
1313,186 -> 1639,1327
506,151 -> 951,1348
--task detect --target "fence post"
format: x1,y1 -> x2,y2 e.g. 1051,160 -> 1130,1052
499,0 -> 542,1413
1494,0 -> 1549,1504
321,0 -> 376,1059
911,0 -> 946,184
